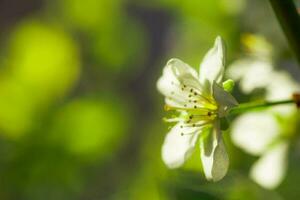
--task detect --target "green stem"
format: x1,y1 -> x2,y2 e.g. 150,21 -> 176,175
229,99 -> 295,115
269,0 -> 300,64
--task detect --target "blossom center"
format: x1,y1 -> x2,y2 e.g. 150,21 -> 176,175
164,82 -> 219,136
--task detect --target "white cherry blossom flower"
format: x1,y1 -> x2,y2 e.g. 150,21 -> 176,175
231,111 -> 290,189
157,36 -> 238,181
228,34 -> 300,189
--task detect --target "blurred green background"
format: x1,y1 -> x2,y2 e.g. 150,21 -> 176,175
0,0 -> 299,199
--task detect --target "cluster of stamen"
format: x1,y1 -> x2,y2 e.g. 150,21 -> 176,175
164,81 -> 218,137
168,81 -> 214,108
179,111 -> 216,136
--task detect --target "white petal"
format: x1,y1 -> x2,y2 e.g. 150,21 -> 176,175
157,58 -> 203,108
231,112 -> 280,155
266,71 -> 300,101
200,122 -> 229,181
161,123 -> 200,168
250,141 -> 289,189
266,71 -> 300,116
167,58 -> 198,78
199,36 -> 226,94
226,59 -> 250,81
213,82 -> 238,117
227,59 -> 273,94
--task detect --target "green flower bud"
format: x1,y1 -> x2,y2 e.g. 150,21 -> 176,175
223,79 -> 235,93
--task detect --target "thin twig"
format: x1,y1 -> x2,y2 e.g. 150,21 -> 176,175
229,99 -> 295,115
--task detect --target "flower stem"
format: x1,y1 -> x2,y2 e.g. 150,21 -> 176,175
229,99 -> 295,115
269,0 -> 300,64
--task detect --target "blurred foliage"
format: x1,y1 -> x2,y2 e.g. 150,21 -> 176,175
51,95 -> 131,158
0,20 -> 79,138
55,0 -> 147,74
0,0 -> 298,200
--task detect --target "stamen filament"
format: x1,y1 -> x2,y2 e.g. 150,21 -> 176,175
180,124 -> 212,136
164,104 -> 213,112
181,121 -> 211,128
172,80 -> 214,105
163,117 -> 182,123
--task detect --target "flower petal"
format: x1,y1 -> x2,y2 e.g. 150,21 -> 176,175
161,123 -> 201,168
200,122 -> 229,181
226,58 -> 273,94
213,82 -> 238,117
250,141 -> 289,189
231,112 -> 280,155
168,58 -> 198,78
266,71 -> 300,116
157,58 -> 203,108
199,36 -> 226,94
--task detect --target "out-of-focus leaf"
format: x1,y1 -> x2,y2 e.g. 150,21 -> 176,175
50,95 -> 131,159
0,20 -> 80,138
